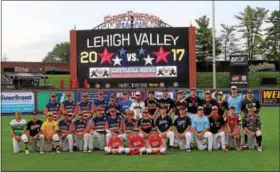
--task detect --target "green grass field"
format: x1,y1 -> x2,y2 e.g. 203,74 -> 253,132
2,107 -> 279,171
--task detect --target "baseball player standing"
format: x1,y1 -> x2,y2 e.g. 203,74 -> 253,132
76,93 -> 94,120
60,92 -> 76,120
9,111 -> 29,154
104,130 -> 125,155
216,91 -> 228,118
173,106 -> 192,151
119,92 -> 132,119
73,112 -> 90,152
58,114 -> 75,152
129,91 -> 145,119
208,106 -> 229,152
191,106 -> 213,151
227,86 -> 243,116
185,88 -> 202,120
124,128 -> 146,155
147,128 -> 166,155
26,111 -> 44,153
93,90 -> 108,112
202,90 -> 218,117
44,93 -> 61,121
144,90 -> 159,119
174,90 -> 188,119
157,89 -> 175,116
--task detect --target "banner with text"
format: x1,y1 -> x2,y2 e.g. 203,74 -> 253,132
260,89 -> 280,105
1,92 -> 35,113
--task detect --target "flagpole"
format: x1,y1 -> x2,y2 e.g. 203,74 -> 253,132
212,0 -> 216,89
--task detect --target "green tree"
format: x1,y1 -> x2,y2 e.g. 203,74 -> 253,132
43,42 -> 70,63
196,15 -> 221,62
235,6 -> 269,61
262,10 -> 280,61
220,24 -> 239,62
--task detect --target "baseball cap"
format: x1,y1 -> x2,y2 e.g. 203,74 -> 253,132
95,106 -> 103,111
32,111 -> 37,115
190,87 -> 196,91
15,110 -> 21,115
247,104 -> 253,108
247,89 -> 252,94
205,90 -> 211,94
98,90 -> 104,95
47,112 -> 53,116
230,106 -> 236,110
109,106 -> 117,112
148,90 -> 155,94
110,94 -> 116,98
135,91 -> 141,96
123,92 -> 128,95
212,105 -> 218,110
113,130 -> 120,134
177,90 -> 183,94
133,128 -> 139,132
162,88 -> 168,92
197,106 -> 204,110
82,93 -> 88,97
159,106 -> 168,109
77,111 -> 84,116
51,93 -> 56,97
143,108 -> 149,113
152,128 -> 157,132
231,86 -> 237,90
217,91 -> 223,95
178,106 -> 187,110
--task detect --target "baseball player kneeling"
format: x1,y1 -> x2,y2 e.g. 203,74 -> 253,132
74,112 -> 90,152
104,130 -> 125,155
147,128 -> 166,155
58,114 -> 75,152
124,128 -> 146,155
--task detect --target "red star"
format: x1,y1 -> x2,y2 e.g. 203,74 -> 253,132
98,48 -> 114,64
153,46 -> 170,64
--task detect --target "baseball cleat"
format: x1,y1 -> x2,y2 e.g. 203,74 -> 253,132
208,149 -> 212,152
69,150 -> 73,153
242,144 -> 248,149
88,149 -> 93,153
25,150 -> 30,155
186,148 -> 191,152
40,151 -> 44,154
257,146 -> 263,152
223,148 -> 229,152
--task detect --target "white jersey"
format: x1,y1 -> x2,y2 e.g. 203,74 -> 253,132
129,101 -> 145,119
10,119 -> 27,136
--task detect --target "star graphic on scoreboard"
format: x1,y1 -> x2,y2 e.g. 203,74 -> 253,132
153,46 -> 170,64
98,48 -> 115,64
112,55 -> 123,66
143,54 -> 154,65
138,47 -> 146,56
119,48 -> 127,56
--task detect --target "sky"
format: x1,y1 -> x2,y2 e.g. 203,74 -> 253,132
2,1 -> 279,62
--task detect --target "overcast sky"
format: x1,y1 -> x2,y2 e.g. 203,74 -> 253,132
2,1 -> 279,62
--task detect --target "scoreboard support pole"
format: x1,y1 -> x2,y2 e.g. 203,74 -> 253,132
70,30 -> 78,88
188,27 -> 197,88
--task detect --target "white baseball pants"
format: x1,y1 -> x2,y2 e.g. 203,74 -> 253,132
212,131 -> 226,150
195,131 -> 213,150
176,131 -> 192,149
12,134 -> 29,153
104,146 -> 125,154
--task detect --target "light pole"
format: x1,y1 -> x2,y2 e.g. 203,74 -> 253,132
212,0 -> 216,88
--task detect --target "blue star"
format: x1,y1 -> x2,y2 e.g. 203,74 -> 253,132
119,48 -> 127,56
138,47 -> 146,56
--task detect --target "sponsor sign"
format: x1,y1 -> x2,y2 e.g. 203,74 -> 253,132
114,90 -> 146,102
249,62 -> 276,72
37,91 -> 75,112
180,90 -> 204,100
154,90 -> 175,100
209,89 -> 260,101
230,74 -> 248,86
230,55 -> 248,66
1,92 -> 35,113
76,90 -> 111,104
261,89 -> 280,105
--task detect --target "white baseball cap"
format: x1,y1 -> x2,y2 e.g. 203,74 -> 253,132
231,86 -> 237,90
135,91 -> 141,96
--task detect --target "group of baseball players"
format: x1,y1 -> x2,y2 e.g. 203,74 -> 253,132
9,86 -> 263,155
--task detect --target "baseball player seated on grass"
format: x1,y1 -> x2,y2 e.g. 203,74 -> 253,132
44,93 -> 61,121
74,111 -> 90,152
119,110 -> 137,142
76,93 -> 94,120
9,111 -> 30,154
27,111 -> 44,153
41,112 -> 61,153
105,107 -> 123,144
60,91 -> 76,121
104,130 -> 125,155
124,128 -> 146,155
242,105 -> 263,152
155,106 -> 175,150
59,114 -> 75,152
208,106 -> 229,152
191,106 -> 213,151
225,106 -> 242,151
89,106 -> 107,152
138,108 -> 154,139
147,128 -> 166,155
173,106 -> 192,151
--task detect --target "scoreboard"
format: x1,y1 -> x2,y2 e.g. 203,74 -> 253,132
73,27 -> 192,88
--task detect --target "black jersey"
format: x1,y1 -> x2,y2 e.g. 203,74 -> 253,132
174,99 -> 188,116
144,98 -> 158,115
185,96 -> 203,114
157,97 -> 174,111
174,116 -> 191,133
27,120 -> 43,137
155,115 -> 173,132
217,100 -> 228,116
209,115 -> 225,134
202,99 -> 218,116
138,118 -> 154,133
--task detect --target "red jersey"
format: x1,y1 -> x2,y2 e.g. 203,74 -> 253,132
148,135 -> 163,148
108,137 -> 123,149
226,115 -> 240,132
128,135 -> 145,148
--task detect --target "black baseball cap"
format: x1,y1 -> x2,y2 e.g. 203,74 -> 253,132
152,128 -> 157,132
190,87 -> 196,91
32,111 -> 37,115
123,92 -> 129,95
148,90 -> 155,94
77,111 -> 84,116
205,90 -> 211,94
110,94 -> 116,98
162,88 -> 168,92
230,106 -> 236,110
177,90 -> 183,94
247,89 -> 252,94
178,106 -> 187,110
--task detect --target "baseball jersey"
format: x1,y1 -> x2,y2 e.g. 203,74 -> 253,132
217,100 -> 228,116
241,98 -> 261,114
107,116 -> 122,131
138,118 -> 154,134
145,98 -> 158,115
45,102 -> 60,119
225,115 -> 241,132
129,101 -> 145,119
202,99 -> 218,116
119,100 -> 132,114
10,118 -> 27,136
27,119 -> 43,137
94,99 -> 108,111
108,137 -> 123,148
208,116 -> 225,134
157,97 -> 174,111
191,116 -> 210,133
78,101 -> 92,113
148,135 -> 163,148
185,96 -> 203,114
93,116 -> 107,133
174,116 -> 191,133
107,103 -> 121,113
242,114 -> 261,132
74,119 -> 88,133
123,118 -> 137,133
155,115 -> 173,132
62,100 -> 76,114
41,120 -> 59,137
128,135 -> 145,148
227,95 -> 242,114
174,99 -> 188,116
59,120 -> 73,134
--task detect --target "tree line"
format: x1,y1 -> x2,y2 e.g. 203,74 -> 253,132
43,6 -> 279,63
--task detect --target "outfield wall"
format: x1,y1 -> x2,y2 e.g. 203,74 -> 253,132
1,88 -> 279,115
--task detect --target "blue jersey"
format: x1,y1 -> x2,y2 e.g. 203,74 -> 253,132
78,101 -> 92,113
119,100 -> 132,114
107,116 -> 122,131
62,100 -> 76,114
93,116 -> 107,133
59,120 -> 72,134
123,118 -> 136,133
74,119 -> 87,132
46,102 -> 60,114
227,95 -> 242,114
191,116 -> 209,133
107,103 -> 121,113
94,99 -> 108,110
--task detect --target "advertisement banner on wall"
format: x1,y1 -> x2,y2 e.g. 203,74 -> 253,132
37,91 -> 75,112
180,90 -> 204,100
1,92 -> 35,113
260,89 -> 280,105
114,90 -> 146,102
154,90 -> 175,100
210,89 -> 260,101
76,90 -> 111,104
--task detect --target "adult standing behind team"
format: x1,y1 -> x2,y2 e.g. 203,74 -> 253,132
227,86 -> 243,116
144,90 -> 158,119
60,92 -> 76,120
93,90 -> 108,112
186,88 -> 202,120
202,90 -> 218,116
107,94 -> 121,115
76,93 -> 94,120
27,111 -> 44,153
129,91 -> 145,120
119,92 -> 132,119
44,93 -> 60,121
157,89 -> 174,116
